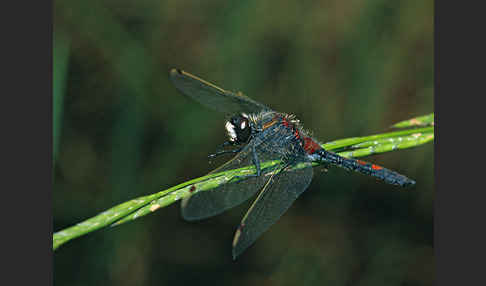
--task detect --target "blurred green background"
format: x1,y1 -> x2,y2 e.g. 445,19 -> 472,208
53,0 -> 433,285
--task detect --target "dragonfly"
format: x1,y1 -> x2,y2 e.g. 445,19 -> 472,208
169,68 -> 415,259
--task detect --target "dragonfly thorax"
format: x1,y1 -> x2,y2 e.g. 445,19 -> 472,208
225,113 -> 252,144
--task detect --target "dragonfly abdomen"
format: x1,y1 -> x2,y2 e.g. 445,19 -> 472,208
315,149 -> 415,187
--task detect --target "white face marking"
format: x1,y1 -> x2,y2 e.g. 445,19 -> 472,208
225,121 -> 237,141
240,121 -> 246,129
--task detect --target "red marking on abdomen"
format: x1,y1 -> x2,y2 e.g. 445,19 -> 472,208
303,137 -> 321,154
371,164 -> 383,170
357,160 -> 367,165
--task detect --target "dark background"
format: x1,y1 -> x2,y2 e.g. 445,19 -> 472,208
53,0 -> 433,285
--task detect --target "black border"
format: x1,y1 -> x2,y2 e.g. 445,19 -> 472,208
49,0 -> 54,283
436,1 -> 485,285
6,0 -> 53,285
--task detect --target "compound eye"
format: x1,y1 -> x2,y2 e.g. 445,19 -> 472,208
237,118 -> 251,143
240,119 -> 247,130
227,114 -> 251,144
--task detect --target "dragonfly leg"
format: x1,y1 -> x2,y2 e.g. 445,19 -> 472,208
218,141 -> 233,149
252,145 -> 262,176
208,146 -> 243,159
228,145 -> 262,183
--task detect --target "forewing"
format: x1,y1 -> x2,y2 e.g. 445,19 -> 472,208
170,69 -> 271,114
232,159 -> 313,259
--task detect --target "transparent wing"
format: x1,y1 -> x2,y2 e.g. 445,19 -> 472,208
170,68 -> 271,114
181,143 -> 280,221
231,159 -> 313,259
181,121 -> 297,221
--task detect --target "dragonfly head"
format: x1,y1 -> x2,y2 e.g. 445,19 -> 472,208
225,113 -> 252,144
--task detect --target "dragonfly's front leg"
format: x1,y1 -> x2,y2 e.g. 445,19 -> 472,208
208,147 -> 243,159
208,141 -> 242,159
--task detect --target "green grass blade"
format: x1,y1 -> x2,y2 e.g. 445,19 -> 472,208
323,126 -> 433,151
53,114 -> 434,250
391,113 -> 434,128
